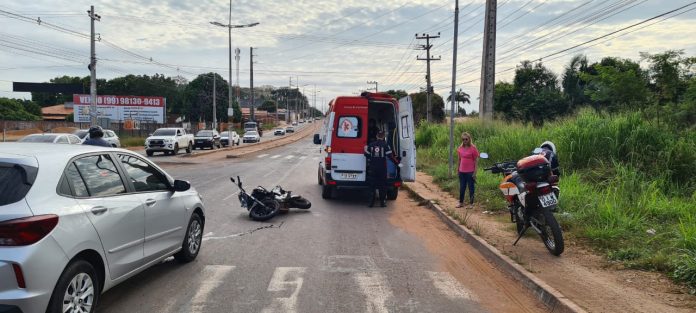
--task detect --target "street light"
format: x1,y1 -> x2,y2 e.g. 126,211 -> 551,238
210,0 -> 259,135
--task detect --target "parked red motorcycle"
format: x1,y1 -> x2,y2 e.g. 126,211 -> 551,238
482,151 -> 564,256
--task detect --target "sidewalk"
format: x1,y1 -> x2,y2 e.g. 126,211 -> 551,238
405,171 -> 696,313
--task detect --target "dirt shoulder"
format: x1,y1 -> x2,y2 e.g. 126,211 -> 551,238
389,194 -> 548,312
406,172 -> 696,312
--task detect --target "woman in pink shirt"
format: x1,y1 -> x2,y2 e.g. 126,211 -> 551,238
456,132 -> 479,208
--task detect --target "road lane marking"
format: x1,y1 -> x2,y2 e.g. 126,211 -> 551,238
258,154 -> 269,158
427,271 -> 477,301
261,267 -> 307,313
285,155 -> 295,159
299,156 -> 307,160
222,191 -> 240,201
185,265 -> 235,313
271,155 -> 282,159
355,271 -> 393,313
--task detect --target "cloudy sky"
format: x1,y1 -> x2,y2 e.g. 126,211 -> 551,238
1,0 -> 695,113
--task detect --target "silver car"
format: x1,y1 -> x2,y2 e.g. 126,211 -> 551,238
0,143 -> 205,313
18,133 -> 82,145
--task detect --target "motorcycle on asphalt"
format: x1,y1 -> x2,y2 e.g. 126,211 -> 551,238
481,150 -> 565,256
230,176 -> 311,221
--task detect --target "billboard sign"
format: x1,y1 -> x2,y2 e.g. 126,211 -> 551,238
73,94 -> 165,123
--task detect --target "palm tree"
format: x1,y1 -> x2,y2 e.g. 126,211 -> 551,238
562,54 -> 589,108
447,89 -> 471,116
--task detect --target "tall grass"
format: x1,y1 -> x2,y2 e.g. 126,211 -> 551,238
417,109 -> 696,292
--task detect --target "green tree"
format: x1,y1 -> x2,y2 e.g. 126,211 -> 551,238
182,73 -> 230,124
640,50 -> 692,105
510,61 -> 569,126
580,58 -> 648,113
409,91 -> 445,124
258,100 -> 277,112
446,89 -> 470,116
0,98 -> 41,120
385,89 -> 408,100
562,54 -> 590,108
31,76 -> 89,107
493,81 -> 516,120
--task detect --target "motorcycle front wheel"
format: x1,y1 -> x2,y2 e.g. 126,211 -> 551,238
289,196 -> 311,209
537,209 -> 565,256
249,199 -> 280,221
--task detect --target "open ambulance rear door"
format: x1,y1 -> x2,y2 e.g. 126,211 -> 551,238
398,96 -> 416,182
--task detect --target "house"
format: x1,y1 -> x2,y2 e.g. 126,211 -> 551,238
41,103 -> 73,121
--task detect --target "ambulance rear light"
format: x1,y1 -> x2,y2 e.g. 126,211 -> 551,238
325,156 -> 332,170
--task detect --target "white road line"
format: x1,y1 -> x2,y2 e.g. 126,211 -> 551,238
299,156 -> 307,160
427,272 -> 477,301
355,271 -> 393,313
261,267 -> 307,313
257,154 -> 269,158
285,155 -> 295,159
222,191 -> 240,201
185,265 -> 235,313
312,157 -> 319,161
271,155 -> 282,159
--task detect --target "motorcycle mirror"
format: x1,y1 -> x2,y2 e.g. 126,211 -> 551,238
230,177 -> 236,183
533,147 -> 543,154
479,152 -> 489,159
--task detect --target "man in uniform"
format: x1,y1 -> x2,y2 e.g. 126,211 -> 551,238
364,131 -> 399,207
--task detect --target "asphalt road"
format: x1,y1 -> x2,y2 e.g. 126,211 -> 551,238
97,135 -> 544,313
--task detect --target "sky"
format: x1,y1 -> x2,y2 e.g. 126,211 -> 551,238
1,0 -> 695,114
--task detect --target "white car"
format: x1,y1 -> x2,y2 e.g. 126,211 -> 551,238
145,128 -> 194,156
242,131 -> 261,143
19,133 -> 82,145
0,143 -> 205,313
220,131 -> 240,147
75,129 -> 121,148
273,128 -> 286,136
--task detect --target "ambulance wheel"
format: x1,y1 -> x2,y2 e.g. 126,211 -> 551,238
386,187 -> 398,200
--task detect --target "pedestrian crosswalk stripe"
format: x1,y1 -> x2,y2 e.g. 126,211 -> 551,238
285,155 -> 295,159
188,265 -> 236,313
258,154 -> 269,158
427,272 -> 477,301
262,267 -> 306,313
271,155 -> 282,159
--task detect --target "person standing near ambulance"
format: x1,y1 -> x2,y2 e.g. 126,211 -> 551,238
456,132 -> 479,208
364,131 -> 399,207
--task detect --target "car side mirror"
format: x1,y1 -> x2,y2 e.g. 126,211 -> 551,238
173,180 -> 191,192
532,148 -> 543,154
313,134 -> 321,145
480,152 -> 489,159
149,133 -> 153,137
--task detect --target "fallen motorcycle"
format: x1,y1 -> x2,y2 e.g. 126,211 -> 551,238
230,176 -> 310,221
482,152 -> 565,256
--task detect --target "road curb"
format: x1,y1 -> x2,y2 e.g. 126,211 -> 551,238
402,184 -> 587,313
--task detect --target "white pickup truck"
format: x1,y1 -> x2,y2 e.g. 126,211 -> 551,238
145,127 -> 194,156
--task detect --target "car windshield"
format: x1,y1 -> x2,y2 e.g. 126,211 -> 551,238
197,131 -> 213,137
245,131 -> 258,136
0,162 -> 38,206
74,130 -> 88,139
153,129 -> 176,136
19,134 -> 57,142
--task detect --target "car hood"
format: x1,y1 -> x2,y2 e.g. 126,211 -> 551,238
147,136 -> 176,140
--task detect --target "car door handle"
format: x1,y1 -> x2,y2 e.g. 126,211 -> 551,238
91,206 -> 108,215
145,199 -> 157,206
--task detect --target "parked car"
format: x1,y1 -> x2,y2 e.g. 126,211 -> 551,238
244,121 -> 263,137
194,130 -> 221,150
273,128 -> 286,136
242,131 -> 261,143
19,133 -> 82,145
76,129 -> 121,147
314,92 -> 416,200
285,126 -> 295,133
292,121 -> 298,126
220,131 -> 240,147
145,128 -> 193,156
0,143 -> 205,313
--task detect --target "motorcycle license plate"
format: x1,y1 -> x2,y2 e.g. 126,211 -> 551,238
539,193 -> 558,208
341,173 -> 358,180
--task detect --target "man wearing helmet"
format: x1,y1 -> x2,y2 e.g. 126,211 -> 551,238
83,126 -> 112,147
540,141 -> 560,176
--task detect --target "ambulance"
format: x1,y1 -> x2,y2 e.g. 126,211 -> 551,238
313,92 -> 416,200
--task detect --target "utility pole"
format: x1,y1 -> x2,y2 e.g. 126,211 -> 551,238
212,74 -> 216,130
479,0 -> 497,121
287,77 -> 291,123
87,6 -> 100,125
227,1 -> 233,135
235,48 -> 240,115
250,47 -> 255,121
367,80 -> 378,92
416,33 -> 441,123
449,0 -> 460,176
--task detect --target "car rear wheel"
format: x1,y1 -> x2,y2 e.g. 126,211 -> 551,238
386,187 -> 399,200
186,143 -> 192,153
47,259 -> 100,313
174,213 -> 203,263
173,144 -> 179,155
321,185 -> 333,199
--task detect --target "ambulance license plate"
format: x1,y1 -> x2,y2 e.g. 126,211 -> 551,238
539,193 -> 558,208
341,173 -> 358,180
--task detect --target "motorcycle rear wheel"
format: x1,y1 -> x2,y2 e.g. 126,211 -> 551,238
537,209 -> 565,256
289,196 -> 311,209
249,199 -> 280,221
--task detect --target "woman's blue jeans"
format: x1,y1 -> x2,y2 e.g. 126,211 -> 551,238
458,172 -> 475,204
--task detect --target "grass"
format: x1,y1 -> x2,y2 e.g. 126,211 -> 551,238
416,109 -> 696,291
120,136 -> 146,147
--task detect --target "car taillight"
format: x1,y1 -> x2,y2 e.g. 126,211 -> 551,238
0,215 -> 59,246
12,264 -> 26,288
394,181 -> 402,187
325,155 -> 332,170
